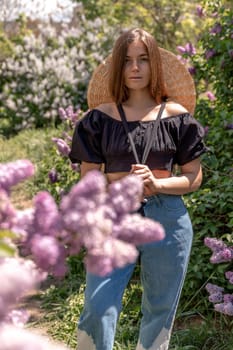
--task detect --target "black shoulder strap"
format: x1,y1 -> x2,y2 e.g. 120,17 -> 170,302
117,102 -> 166,164
117,104 -> 140,164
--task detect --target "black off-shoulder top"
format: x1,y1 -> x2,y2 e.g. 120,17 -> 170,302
69,109 -> 207,173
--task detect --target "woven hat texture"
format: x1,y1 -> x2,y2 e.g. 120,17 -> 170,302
87,47 -> 196,115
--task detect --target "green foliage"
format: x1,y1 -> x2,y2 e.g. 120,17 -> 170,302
79,0 -> 202,50
177,0 -> 233,314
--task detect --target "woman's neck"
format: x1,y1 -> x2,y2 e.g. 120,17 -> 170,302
123,89 -> 157,110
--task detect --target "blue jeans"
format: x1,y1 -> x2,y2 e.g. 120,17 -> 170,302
77,194 -> 193,350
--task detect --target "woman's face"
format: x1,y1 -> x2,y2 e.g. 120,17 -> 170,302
124,40 -> 151,91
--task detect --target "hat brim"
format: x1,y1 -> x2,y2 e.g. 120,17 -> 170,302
87,47 -> 196,115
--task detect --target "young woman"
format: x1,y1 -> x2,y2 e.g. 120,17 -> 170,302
69,28 -> 207,350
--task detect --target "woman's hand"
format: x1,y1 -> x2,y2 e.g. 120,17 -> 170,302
130,164 -> 157,196
130,158 -> 203,196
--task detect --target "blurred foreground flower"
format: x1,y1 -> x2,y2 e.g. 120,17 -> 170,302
0,160 -> 165,277
0,160 -> 35,194
0,324 -> 68,350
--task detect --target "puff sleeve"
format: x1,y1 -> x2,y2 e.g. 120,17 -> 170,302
175,114 -> 207,165
69,111 -> 104,164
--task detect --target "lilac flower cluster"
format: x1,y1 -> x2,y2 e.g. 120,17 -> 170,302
0,257 -> 44,322
204,237 -> 233,263
0,256 -> 67,350
0,160 -> 35,194
1,160 -> 165,278
205,238 -> 233,316
59,171 -> 165,276
51,137 -> 71,157
176,43 -> 196,56
205,283 -> 233,316
0,158 -> 165,348
58,105 -> 82,127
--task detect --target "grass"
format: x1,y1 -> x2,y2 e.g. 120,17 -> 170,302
2,128 -> 233,349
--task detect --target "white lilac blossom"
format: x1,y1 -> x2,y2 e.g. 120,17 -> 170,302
0,17 -> 115,132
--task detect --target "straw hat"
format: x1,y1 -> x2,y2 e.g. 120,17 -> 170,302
87,47 -> 196,115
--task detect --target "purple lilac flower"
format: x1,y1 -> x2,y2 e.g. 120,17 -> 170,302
210,23 -> 222,35
196,5 -> 204,18
108,174 -> 143,215
176,43 -> 196,56
177,46 -> 186,55
0,189 -> 17,231
229,50 -> 233,59
5,309 -> 29,328
0,257 -> 44,321
188,66 -> 196,75
12,208 -> 35,240
52,137 -> 71,156
225,271 -> 233,284
0,160 -> 35,193
209,292 -> 223,303
62,131 -> 72,143
60,171 -> 165,275
205,49 -> 217,60
204,126 -> 209,135
113,214 -> 165,245
48,168 -> 58,183
58,105 -> 80,125
214,302 -> 233,316
70,162 -> 80,172
206,283 -> 224,294
4,163 -> 165,277
176,55 -> 188,65
223,294 -> 233,303
210,248 -> 233,264
204,237 -> 227,252
206,91 -> 216,101
0,324 -> 68,350
30,235 -> 61,270
85,238 -> 138,276
225,124 -> 233,130
33,191 -> 62,236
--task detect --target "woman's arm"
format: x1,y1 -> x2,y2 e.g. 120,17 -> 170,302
80,162 -> 102,178
131,157 -> 203,196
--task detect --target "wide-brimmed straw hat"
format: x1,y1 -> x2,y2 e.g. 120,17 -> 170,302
87,47 -> 196,115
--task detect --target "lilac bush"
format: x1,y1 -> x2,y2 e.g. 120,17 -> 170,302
205,238 -> 233,316
0,11 -> 116,135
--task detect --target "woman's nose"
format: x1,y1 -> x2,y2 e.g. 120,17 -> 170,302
131,60 -> 139,71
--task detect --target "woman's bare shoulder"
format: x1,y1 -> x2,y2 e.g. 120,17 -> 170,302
94,102 -> 119,119
95,102 -> 116,114
165,101 -> 188,117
